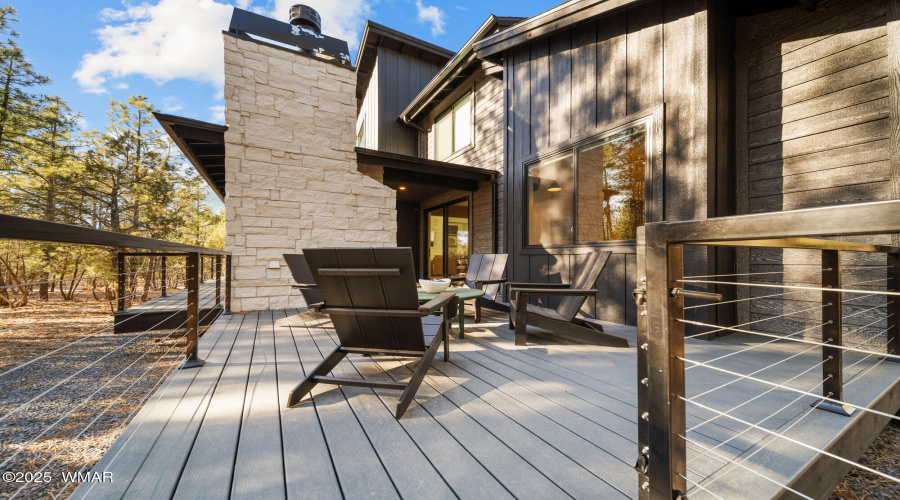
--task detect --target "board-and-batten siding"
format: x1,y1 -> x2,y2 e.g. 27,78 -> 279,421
375,47 -> 442,156
505,0 -> 710,326
736,0 -> 896,343
422,74 -> 506,255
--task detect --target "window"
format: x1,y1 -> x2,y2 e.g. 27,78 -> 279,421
526,123 -> 647,246
356,118 -> 365,147
435,92 -> 472,160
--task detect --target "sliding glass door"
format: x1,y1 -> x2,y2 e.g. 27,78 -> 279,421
426,199 -> 470,278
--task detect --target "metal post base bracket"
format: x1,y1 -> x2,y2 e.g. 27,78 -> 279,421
181,358 -> 205,369
811,399 -> 856,416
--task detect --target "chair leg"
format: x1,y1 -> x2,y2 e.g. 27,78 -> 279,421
287,346 -> 347,407
396,332 -> 443,418
514,293 -> 528,346
475,299 -> 482,323
442,311 -> 449,362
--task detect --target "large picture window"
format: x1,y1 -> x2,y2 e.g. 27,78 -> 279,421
526,122 -> 647,246
435,92 -> 472,160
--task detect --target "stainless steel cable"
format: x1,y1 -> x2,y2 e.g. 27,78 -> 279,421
678,472 -> 726,500
0,279 -> 189,378
677,355 -> 900,423
686,321 -> 828,370
684,290 -> 806,310
681,397 -> 900,484
677,279 -> 900,297
681,437 -> 813,499
0,266 -> 190,291
678,318 -> 900,361
0,306 -> 193,425
685,303 -> 829,339
0,323 -> 187,471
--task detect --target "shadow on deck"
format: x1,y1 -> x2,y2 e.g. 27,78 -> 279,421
74,307 -> 900,499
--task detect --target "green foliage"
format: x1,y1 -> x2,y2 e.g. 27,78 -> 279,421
0,6 -> 226,306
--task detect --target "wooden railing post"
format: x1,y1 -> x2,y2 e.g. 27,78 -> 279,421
812,250 -> 854,415
215,255 -> 222,306
887,252 -> 899,362
224,255 -> 232,314
640,225 -> 687,500
161,256 -> 168,297
182,251 -> 204,369
199,255 -> 204,284
116,252 -> 126,312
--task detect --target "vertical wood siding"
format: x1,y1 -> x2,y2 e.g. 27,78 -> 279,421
424,75 -> 507,255
736,0 -> 895,343
375,47 -> 442,155
505,0 -> 710,326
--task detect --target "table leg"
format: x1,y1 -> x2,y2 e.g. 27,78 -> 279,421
458,300 -> 465,339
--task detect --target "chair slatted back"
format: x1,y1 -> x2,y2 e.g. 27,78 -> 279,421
556,251 -> 611,321
303,248 -> 425,351
283,253 -> 323,306
464,253 -> 508,300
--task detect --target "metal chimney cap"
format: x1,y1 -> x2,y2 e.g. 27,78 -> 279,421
289,4 -> 322,34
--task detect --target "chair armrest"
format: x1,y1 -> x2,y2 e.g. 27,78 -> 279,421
291,283 -> 317,290
506,282 -> 569,289
509,287 -> 598,297
473,278 -> 507,287
419,291 -> 457,314
308,302 -> 324,313
449,276 -> 467,282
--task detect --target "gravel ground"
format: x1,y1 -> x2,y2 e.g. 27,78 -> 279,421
0,290 -> 192,499
831,420 -> 900,500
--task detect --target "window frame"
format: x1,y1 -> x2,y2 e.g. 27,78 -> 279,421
434,90 -> 475,161
522,109 -> 660,250
356,116 -> 365,147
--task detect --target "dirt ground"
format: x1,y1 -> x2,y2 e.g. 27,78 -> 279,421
0,288 -> 195,499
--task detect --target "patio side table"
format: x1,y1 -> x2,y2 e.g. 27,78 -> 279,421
418,287 -> 484,339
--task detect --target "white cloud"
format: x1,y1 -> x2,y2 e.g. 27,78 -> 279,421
209,105 -> 226,123
112,82 -> 129,90
269,0 -> 373,52
415,0 -> 445,36
455,5 -> 469,11
74,0 -> 234,94
163,96 -> 185,113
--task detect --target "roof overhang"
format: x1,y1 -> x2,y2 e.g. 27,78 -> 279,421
356,147 -> 496,202
400,15 -> 523,125
154,112 -> 227,202
355,21 -> 454,110
474,0 -> 647,62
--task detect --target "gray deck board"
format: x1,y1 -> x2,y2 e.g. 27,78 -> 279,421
123,281 -> 220,312
73,308 -> 900,500
173,312 -> 254,500
232,311 -> 286,499
273,309 -> 343,500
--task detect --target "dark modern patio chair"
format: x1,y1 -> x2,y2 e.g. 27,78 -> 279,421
508,251 -> 628,347
283,253 -> 323,308
286,247 -> 456,418
449,253 -> 508,322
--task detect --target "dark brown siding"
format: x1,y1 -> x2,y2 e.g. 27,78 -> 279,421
505,0 -> 712,326
735,0 -> 895,342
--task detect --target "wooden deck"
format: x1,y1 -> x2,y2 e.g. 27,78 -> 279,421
112,281 -> 222,333
74,308 -> 900,499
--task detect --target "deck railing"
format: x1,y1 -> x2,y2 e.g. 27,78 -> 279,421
0,214 -> 230,498
635,200 -> 900,499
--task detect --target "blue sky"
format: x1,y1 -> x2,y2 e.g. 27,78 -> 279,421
15,0 -> 550,208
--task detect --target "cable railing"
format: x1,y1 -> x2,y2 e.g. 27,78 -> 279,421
634,200 -> 900,500
0,214 -> 230,499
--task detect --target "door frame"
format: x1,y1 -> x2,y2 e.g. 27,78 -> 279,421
424,196 -> 472,278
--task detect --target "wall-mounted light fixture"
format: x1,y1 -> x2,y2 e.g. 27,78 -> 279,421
547,181 -> 562,192
399,186 -> 406,190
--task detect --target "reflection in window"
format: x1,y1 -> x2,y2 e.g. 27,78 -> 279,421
435,92 -> 472,160
576,125 -> 646,242
527,151 -> 574,246
525,123 -> 647,246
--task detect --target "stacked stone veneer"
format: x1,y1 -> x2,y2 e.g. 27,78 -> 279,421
223,34 -> 397,312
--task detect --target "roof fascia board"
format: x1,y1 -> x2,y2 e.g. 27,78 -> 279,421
400,15 -> 501,124
473,0 -> 647,59
154,112 -> 226,202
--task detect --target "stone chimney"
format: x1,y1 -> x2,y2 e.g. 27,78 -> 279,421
222,19 -> 397,312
